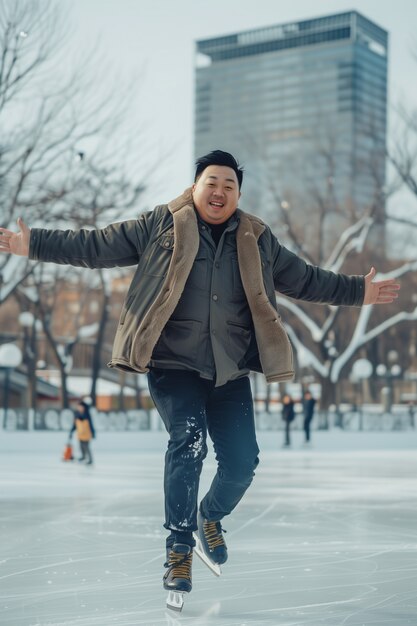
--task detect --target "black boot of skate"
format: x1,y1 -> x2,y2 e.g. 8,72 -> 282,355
194,509 -> 227,574
164,543 -> 193,611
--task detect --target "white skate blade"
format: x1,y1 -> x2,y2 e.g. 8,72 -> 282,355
193,534 -> 221,577
166,590 -> 186,612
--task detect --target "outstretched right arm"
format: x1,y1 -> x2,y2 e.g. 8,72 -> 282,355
0,214 -> 153,268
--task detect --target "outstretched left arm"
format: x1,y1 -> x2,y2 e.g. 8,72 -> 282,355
363,267 -> 400,305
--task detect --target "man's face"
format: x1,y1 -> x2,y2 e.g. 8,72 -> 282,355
192,165 -> 241,224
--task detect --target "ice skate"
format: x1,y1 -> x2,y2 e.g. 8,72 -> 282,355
193,510 -> 226,576
164,543 -> 193,612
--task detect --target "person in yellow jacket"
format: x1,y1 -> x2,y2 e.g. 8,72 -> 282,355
69,401 -> 96,465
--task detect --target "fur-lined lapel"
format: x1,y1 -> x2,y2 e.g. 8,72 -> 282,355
130,188 -> 199,369
236,213 -> 294,382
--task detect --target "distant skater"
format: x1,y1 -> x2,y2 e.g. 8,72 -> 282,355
282,394 -> 295,447
303,390 -> 316,446
70,401 -> 95,465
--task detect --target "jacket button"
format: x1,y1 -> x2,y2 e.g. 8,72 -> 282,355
212,294 -> 218,301
164,241 -> 170,248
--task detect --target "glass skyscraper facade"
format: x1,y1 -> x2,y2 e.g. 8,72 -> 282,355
194,12 -> 388,256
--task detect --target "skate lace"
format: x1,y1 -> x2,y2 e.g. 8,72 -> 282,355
164,551 -> 192,580
203,520 -> 226,550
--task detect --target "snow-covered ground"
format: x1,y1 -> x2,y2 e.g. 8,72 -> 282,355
1,430 -> 416,625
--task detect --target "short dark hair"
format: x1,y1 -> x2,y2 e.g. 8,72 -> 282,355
194,150 -> 243,189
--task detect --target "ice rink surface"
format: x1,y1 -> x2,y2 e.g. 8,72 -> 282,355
1,429 -> 417,626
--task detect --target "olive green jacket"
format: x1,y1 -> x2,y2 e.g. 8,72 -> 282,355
29,188 -> 364,383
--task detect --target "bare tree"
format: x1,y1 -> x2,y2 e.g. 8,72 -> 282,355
12,152 -> 148,409
245,116 -> 417,411
387,106 -> 417,235
59,160 -> 146,407
0,0 -> 147,304
0,0 -> 155,409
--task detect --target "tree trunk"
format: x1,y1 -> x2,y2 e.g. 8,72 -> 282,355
58,363 -> 70,408
37,304 -> 70,409
28,321 -> 38,411
318,376 -> 338,429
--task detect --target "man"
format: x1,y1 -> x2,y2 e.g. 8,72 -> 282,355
281,393 -> 296,448
302,390 -> 316,446
0,150 -> 399,607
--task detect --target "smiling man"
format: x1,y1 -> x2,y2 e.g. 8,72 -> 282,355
0,149 -> 400,611
192,160 -> 241,224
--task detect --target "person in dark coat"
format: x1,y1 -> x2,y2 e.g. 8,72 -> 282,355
303,390 -> 316,445
0,149 -> 400,601
282,394 -> 295,447
69,400 -> 96,465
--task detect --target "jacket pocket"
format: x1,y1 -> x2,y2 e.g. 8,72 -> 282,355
143,232 -> 174,277
152,319 -> 202,366
159,233 -> 175,250
226,321 -> 252,362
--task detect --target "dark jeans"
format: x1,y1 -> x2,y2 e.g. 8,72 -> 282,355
148,369 -> 259,544
284,420 -> 291,446
304,417 -> 313,442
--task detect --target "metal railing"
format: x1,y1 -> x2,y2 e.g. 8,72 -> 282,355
1,405 -> 415,432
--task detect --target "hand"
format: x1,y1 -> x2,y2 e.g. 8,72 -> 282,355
363,267 -> 400,305
0,217 -> 31,256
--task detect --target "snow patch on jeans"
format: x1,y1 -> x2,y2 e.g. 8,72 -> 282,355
182,416 -> 205,459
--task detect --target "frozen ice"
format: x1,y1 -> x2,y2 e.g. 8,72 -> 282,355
1,429 -> 416,625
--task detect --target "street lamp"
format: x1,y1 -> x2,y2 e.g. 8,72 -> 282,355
377,362 -> 402,413
0,343 -> 23,429
350,358 -> 373,430
19,311 -> 35,329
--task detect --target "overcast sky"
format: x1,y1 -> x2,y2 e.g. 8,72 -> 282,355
61,0 -> 417,209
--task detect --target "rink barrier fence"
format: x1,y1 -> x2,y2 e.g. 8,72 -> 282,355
0,406 -> 415,431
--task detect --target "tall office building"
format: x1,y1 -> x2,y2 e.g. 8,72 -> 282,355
194,12 -> 388,256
